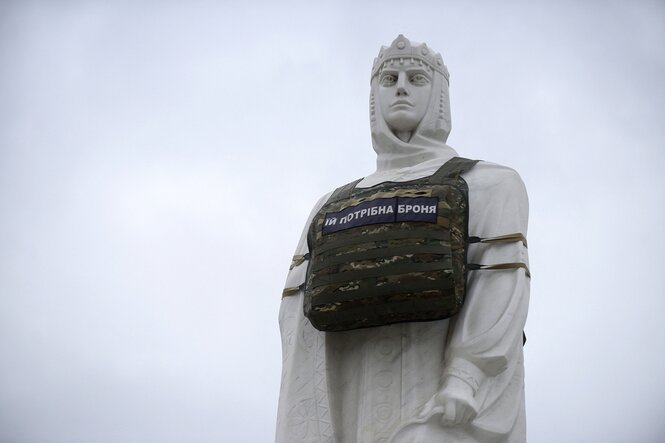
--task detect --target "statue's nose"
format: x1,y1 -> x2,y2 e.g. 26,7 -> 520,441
396,72 -> 408,96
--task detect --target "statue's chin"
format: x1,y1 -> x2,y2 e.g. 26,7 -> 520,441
385,117 -> 417,133
384,114 -> 422,141
384,119 -> 416,143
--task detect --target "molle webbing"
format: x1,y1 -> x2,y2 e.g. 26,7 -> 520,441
304,157 -> 478,332
282,231 -> 531,298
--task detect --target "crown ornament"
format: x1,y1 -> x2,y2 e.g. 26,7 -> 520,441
371,34 -> 449,83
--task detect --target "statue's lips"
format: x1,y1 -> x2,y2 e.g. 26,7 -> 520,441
390,100 -> 413,108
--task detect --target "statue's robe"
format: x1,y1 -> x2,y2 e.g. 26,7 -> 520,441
276,150 -> 530,443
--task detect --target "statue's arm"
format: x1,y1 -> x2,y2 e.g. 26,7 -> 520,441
440,164 -> 531,425
276,192 -> 333,442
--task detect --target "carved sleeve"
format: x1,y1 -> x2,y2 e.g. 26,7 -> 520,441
443,164 -> 530,394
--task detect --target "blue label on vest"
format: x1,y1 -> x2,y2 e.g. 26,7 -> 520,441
322,197 -> 438,235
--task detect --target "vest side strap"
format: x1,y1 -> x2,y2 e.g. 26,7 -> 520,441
282,283 -> 305,298
289,253 -> 310,270
468,233 -> 528,248
468,262 -> 531,278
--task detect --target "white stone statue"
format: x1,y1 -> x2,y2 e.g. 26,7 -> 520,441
277,35 -> 530,443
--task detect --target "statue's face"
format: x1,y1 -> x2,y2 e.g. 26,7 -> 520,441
378,62 -> 433,133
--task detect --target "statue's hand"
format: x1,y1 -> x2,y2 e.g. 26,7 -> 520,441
436,376 -> 479,427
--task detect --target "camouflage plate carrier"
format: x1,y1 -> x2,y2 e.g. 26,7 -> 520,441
303,157 -> 479,332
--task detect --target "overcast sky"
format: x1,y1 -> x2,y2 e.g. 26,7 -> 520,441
1,1 -> 664,442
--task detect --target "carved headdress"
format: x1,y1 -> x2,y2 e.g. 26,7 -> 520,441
371,34 -> 449,84
369,35 -> 454,173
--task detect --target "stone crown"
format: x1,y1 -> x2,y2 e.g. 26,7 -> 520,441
371,34 -> 449,83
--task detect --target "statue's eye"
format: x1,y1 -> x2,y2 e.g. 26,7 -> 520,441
380,74 -> 397,86
410,74 -> 429,85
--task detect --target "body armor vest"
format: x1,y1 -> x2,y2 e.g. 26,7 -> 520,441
304,157 -> 478,332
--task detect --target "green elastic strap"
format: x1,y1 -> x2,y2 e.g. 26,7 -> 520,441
289,253 -> 310,270
282,283 -> 305,298
467,262 -> 531,278
467,233 -> 528,248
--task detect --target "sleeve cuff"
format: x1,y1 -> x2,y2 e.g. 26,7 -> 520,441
443,357 -> 486,395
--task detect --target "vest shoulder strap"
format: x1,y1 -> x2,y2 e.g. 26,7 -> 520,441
328,178 -> 364,202
425,157 -> 479,184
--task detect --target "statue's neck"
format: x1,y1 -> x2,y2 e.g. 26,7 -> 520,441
375,149 -> 441,171
360,142 -> 458,188
374,138 -> 456,172
395,131 -> 412,143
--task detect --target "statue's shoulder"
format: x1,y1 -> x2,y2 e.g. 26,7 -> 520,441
464,159 -> 527,194
311,189 -> 334,212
